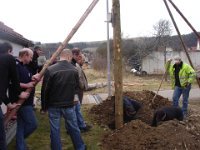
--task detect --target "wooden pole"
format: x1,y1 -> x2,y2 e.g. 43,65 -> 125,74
112,0 -> 123,129
163,0 -> 200,88
167,0 -> 200,39
4,0 -> 99,126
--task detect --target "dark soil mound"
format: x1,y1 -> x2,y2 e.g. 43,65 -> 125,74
90,90 -> 200,150
102,119 -> 200,150
90,90 -> 171,126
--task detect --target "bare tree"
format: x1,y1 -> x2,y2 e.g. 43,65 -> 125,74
153,19 -> 173,80
153,19 -> 173,49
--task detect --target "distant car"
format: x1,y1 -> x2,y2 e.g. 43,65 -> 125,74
130,68 -> 147,76
130,68 -> 137,73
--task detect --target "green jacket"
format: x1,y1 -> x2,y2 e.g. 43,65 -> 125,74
166,61 -> 196,89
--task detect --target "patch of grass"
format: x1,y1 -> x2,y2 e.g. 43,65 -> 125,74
8,105 -> 106,150
84,69 -> 107,83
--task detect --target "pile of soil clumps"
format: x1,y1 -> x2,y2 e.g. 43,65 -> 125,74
90,90 -> 171,126
90,90 -> 200,150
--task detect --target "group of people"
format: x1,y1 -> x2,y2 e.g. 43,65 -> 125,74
0,42 -> 33,150
0,42 -> 89,150
0,40 -> 197,149
149,56 -> 196,126
40,48 -> 91,150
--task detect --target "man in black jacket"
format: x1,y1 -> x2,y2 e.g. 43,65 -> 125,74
41,49 -> 86,150
27,46 -> 43,74
123,96 -> 141,123
151,106 -> 183,127
0,42 -> 29,150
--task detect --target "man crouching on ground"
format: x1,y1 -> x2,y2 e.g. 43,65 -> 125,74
151,106 -> 183,127
41,49 -> 86,150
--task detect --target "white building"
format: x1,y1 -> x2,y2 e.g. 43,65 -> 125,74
142,48 -> 200,74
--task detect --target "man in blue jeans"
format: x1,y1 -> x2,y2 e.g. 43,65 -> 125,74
9,48 -> 38,150
41,49 -> 86,150
166,56 -> 196,117
74,53 -> 92,132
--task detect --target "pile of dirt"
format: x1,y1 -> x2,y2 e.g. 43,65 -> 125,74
90,90 -> 200,150
102,119 -> 200,150
90,90 -> 171,126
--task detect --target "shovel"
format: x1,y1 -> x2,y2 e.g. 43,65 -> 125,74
152,60 -> 171,104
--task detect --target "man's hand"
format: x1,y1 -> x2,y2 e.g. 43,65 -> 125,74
19,91 -> 30,99
185,82 -> 191,88
26,82 -> 35,88
167,58 -> 172,62
7,102 -> 21,110
32,73 -> 41,82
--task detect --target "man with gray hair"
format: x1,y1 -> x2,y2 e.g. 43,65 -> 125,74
41,49 -> 86,150
166,56 -> 196,117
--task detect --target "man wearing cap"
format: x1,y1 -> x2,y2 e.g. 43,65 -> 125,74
27,46 -> 43,74
166,56 -> 196,117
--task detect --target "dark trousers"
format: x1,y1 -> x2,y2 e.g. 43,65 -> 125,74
0,108 -> 6,150
78,90 -> 84,104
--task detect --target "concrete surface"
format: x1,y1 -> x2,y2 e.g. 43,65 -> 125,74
82,88 -> 200,104
157,88 -> 200,101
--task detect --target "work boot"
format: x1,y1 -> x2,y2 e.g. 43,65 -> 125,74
80,124 -> 92,133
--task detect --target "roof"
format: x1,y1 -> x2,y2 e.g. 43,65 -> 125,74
0,21 -> 33,47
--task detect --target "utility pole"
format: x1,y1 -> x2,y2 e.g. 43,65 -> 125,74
106,0 -> 112,97
112,0 -> 123,129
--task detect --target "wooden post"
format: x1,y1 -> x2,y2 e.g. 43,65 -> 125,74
112,0 -> 123,129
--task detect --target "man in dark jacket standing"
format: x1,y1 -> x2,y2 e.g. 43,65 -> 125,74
72,48 -> 92,132
41,49 -> 86,150
0,43 -> 29,150
27,46 -> 43,74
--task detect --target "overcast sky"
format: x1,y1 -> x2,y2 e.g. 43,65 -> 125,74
0,0 -> 199,43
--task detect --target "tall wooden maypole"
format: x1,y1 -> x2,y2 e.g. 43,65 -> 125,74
112,0 -> 123,129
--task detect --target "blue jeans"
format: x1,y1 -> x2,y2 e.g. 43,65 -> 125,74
0,108 -> 6,150
172,84 -> 191,116
74,101 -> 86,129
16,106 -> 37,150
48,107 -> 85,150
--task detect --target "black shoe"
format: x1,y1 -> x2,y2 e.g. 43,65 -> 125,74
80,124 -> 92,132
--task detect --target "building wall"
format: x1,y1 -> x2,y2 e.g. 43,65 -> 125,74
142,50 -> 200,74
0,39 -> 24,57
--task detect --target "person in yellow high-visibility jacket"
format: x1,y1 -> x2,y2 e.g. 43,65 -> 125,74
166,56 -> 196,117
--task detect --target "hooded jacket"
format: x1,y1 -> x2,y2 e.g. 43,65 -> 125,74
166,61 -> 196,89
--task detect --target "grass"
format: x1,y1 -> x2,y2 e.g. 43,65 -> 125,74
8,105 -> 107,150
85,68 -> 199,93
8,68 -> 199,149
84,69 -> 173,94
